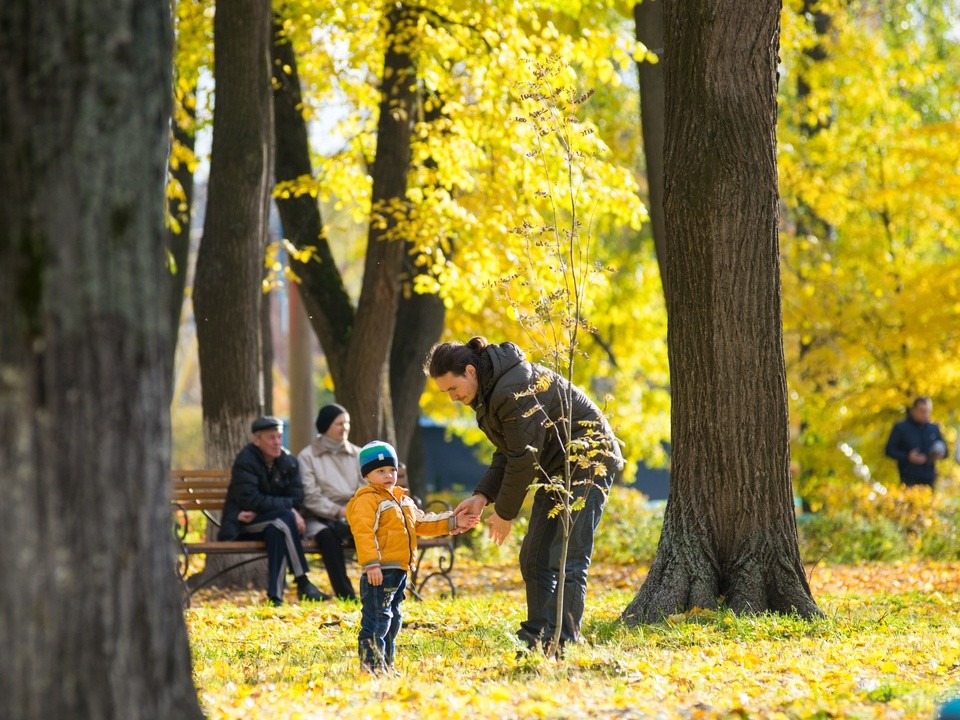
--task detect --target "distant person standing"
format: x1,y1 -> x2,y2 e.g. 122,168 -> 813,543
884,396 -> 948,488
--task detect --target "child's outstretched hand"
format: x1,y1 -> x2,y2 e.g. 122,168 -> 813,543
455,512 -> 480,533
451,493 -> 485,534
366,566 -> 383,586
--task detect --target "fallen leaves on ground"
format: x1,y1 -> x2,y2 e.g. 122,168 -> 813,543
187,560 -> 960,719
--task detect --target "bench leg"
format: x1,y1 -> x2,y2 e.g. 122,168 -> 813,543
175,544 -> 192,609
179,554 -> 271,605
409,539 -> 456,600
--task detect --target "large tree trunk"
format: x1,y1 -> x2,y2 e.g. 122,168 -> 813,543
621,0 -> 820,624
192,0 -> 275,590
193,0 -> 274,465
634,0 -> 667,281
0,2 -> 204,717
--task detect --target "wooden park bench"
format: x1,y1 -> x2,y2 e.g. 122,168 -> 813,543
170,469 -> 457,606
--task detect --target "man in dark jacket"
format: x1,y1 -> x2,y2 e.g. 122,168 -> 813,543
884,397 -> 948,488
219,416 -> 327,605
426,337 -> 624,654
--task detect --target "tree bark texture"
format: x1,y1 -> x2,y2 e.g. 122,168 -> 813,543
621,0 -> 820,624
193,0 -> 275,468
634,0 -> 668,281
0,2 -> 204,717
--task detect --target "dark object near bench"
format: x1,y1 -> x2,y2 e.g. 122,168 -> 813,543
170,469 -> 457,606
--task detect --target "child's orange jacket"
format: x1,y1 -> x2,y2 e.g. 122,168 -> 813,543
346,484 -> 455,572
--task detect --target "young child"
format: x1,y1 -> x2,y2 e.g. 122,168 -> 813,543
346,440 -> 474,673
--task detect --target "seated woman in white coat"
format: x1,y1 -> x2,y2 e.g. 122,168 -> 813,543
296,403 -> 364,600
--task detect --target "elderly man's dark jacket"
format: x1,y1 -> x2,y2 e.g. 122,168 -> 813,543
218,443 -> 304,540
471,342 -> 624,520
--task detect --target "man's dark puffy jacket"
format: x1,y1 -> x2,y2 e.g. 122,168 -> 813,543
884,415 -> 946,487
471,342 -> 624,520
218,443 -> 304,540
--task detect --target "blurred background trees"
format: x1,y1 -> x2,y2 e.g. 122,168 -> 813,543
168,0 -> 960,505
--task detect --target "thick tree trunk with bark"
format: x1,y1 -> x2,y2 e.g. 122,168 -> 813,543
621,0 -> 820,624
193,0 -> 274,466
0,2 -> 204,717
192,0 -> 275,590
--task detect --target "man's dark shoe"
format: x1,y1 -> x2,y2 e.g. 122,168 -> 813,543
296,578 -> 329,602
543,637 -> 566,659
267,596 -> 283,607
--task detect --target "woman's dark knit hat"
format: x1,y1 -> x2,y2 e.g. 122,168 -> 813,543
315,403 -> 348,435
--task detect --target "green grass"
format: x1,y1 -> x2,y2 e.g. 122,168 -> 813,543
186,562 -> 960,719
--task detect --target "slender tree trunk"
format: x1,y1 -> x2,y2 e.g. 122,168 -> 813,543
288,287 -> 316,454
261,281 -> 274,416
389,90 -> 448,471
167,101 -> 197,350
0,1 -> 204,717
791,3 -> 833,512
634,0 -> 668,281
270,18 -> 353,394
621,0 -> 819,624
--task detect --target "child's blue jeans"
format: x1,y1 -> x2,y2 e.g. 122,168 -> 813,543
358,569 -> 407,670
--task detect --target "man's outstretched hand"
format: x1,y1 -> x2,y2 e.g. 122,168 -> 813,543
451,493 -> 486,535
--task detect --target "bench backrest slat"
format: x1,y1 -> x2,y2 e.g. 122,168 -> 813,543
170,469 -> 232,509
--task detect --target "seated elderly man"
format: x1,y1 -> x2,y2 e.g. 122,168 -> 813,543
218,415 -> 327,606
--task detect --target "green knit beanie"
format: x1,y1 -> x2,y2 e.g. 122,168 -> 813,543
358,440 -> 398,477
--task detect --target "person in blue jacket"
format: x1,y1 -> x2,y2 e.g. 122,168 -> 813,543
884,397 -> 948,488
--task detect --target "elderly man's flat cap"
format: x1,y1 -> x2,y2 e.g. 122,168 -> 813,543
251,416 -> 284,433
